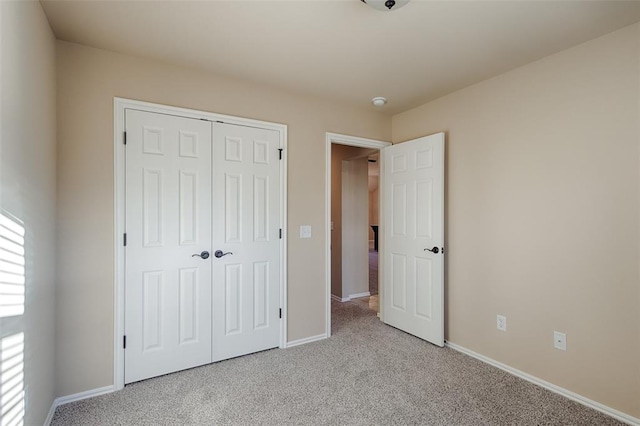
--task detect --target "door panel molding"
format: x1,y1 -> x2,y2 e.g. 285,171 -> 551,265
115,98 -> 287,390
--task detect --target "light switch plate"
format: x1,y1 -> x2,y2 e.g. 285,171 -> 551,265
497,315 -> 507,331
300,225 -> 312,239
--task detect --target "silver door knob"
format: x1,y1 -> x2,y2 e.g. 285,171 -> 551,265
214,250 -> 233,258
192,251 -> 210,259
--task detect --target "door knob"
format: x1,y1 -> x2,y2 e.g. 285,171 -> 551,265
214,250 -> 233,258
192,251 -> 210,259
424,247 -> 440,254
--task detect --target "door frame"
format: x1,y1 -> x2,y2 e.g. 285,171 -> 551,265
324,133 -> 390,337
114,98 -> 288,390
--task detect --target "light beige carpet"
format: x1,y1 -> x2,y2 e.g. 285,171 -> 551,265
52,300 -> 623,425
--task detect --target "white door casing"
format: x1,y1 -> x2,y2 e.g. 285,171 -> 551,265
382,133 -> 445,346
211,123 -> 281,361
124,109 -> 213,383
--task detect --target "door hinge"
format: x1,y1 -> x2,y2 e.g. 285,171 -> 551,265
278,148 -> 283,160
279,308 -> 282,319
123,131 -> 127,145
279,229 -> 282,239
123,233 -> 127,246
123,335 -> 127,349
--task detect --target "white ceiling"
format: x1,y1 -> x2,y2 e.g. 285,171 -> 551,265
40,0 -> 640,115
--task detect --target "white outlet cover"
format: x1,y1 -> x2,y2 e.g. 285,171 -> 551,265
554,331 -> 567,350
497,315 -> 507,331
300,225 -> 312,239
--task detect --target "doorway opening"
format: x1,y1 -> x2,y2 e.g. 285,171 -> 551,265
324,133 -> 390,337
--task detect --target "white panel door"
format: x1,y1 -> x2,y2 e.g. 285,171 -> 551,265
382,133 -> 444,346
125,109 -> 212,383
212,122 -> 281,361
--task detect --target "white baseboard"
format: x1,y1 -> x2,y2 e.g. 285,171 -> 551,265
445,341 -> 640,426
349,291 -> 370,300
45,385 -> 115,425
286,333 -> 327,348
44,403 -> 56,426
331,294 -> 349,302
331,292 -> 371,302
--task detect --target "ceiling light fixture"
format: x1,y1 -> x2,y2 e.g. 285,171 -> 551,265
372,97 -> 387,107
361,0 -> 409,11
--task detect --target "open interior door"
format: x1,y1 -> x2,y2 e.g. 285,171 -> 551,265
381,132 -> 444,346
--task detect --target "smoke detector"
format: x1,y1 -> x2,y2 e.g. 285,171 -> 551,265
372,97 -> 387,107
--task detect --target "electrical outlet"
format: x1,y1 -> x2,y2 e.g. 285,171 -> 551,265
497,315 -> 507,331
554,331 -> 567,350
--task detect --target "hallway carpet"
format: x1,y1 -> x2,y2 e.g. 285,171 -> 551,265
52,301 -> 622,425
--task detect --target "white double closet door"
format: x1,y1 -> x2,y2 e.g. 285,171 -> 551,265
124,109 -> 281,384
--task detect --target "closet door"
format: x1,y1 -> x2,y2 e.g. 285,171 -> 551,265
211,122 -> 281,361
125,109 -> 212,383
123,108 -> 283,383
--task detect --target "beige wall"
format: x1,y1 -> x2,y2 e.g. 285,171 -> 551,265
0,2 -> 57,424
330,145 -> 371,298
392,24 -> 640,417
341,157 -> 370,298
56,41 -> 390,396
